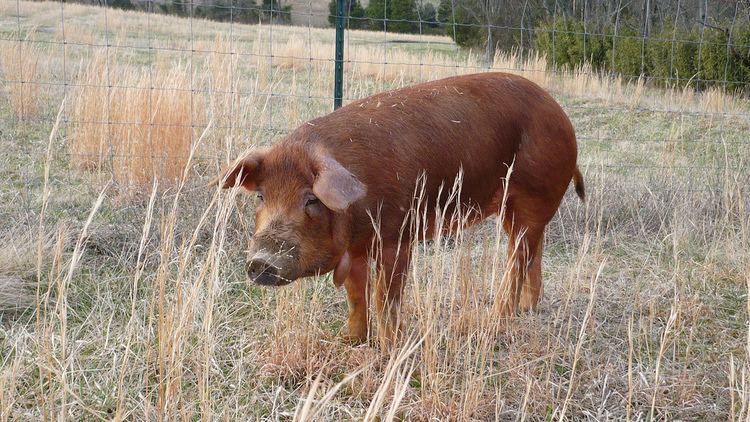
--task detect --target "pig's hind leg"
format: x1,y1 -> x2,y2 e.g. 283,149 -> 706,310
497,138 -> 568,314
519,232 -> 544,312
498,196 -> 547,315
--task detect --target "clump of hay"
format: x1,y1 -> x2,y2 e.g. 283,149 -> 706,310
0,227 -> 68,312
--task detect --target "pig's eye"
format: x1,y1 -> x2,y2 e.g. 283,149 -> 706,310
305,196 -> 320,207
256,193 -> 264,202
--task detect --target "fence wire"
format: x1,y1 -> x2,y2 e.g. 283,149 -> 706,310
0,0 -> 748,194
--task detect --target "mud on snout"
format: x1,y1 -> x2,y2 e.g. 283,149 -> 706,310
245,234 -> 301,287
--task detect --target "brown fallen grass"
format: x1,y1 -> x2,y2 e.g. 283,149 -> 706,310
0,224 -> 71,313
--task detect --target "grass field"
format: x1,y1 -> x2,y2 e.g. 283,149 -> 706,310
1,1 -> 750,420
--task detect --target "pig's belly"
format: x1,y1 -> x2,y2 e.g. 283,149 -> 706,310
415,173 -> 507,240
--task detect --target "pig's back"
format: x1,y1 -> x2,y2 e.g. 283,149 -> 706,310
297,72 -> 576,244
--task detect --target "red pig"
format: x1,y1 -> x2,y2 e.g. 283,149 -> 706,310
215,72 -> 584,343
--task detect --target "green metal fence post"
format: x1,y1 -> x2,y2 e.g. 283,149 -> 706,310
334,0 -> 345,109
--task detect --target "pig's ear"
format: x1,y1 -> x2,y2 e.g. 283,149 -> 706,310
313,155 -> 366,212
211,152 -> 264,190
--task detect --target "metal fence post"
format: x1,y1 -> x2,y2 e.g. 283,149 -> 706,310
334,0 -> 345,109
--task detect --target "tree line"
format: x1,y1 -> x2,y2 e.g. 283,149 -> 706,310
78,0 -> 292,24
330,0 -> 749,91
328,0 -> 439,33
68,0 -> 750,91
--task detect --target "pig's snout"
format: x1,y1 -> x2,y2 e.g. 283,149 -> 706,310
246,252 -> 286,286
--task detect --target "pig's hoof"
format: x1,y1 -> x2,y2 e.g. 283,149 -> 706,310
519,286 -> 541,313
494,300 -> 519,317
344,324 -> 368,344
343,332 -> 368,345
519,292 -> 539,313
376,323 -> 402,348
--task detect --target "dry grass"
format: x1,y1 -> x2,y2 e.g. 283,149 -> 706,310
0,224 -> 70,312
5,149 -> 746,419
69,51 -> 194,188
53,23 -> 97,46
0,33 -> 42,120
0,276 -> 36,312
1,1 -> 750,420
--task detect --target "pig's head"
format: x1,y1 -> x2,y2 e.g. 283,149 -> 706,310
216,146 -> 366,287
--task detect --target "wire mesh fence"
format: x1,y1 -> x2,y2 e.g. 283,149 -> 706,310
1,0 -> 748,197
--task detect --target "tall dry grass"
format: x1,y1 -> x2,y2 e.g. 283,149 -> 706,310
69,51 -> 194,187
10,148 -> 746,419
68,33 -> 283,188
0,34 -> 42,120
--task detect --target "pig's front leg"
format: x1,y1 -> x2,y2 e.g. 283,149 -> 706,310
374,245 -> 410,346
343,254 -> 370,343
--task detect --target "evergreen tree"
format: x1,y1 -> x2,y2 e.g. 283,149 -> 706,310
437,0 -> 482,47
234,0 -> 259,24
388,0 -> 417,33
366,0 -> 388,30
419,3 -> 437,29
110,0 -> 134,10
366,0 -> 417,33
328,0 -> 367,30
